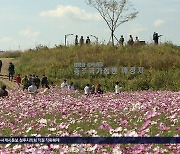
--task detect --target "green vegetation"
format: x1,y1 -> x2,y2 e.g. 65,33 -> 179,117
5,43 -> 180,91
0,51 -> 22,58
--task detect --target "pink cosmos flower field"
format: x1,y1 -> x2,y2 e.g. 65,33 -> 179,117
0,88 -> 179,153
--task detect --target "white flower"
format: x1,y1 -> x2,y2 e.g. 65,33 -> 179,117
115,127 -> 122,132
26,127 -> 32,133
124,130 -> 138,137
5,144 -> 11,148
112,133 -> 122,137
38,118 -> 47,124
51,144 -> 60,149
87,144 -> 98,151
109,128 -> 115,134
174,134 -> 179,137
13,145 -> 22,150
48,128 -> 56,131
70,146 -> 79,153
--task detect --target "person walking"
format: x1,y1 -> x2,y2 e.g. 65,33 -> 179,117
8,62 -> 15,81
0,60 -> 2,73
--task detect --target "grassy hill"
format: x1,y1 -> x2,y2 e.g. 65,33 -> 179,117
2,43 -> 180,91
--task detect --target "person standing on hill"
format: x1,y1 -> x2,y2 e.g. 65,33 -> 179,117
86,36 -> 91,44
119,35 -> 124,46
153,32 -> 162,44
79,36 -> 84,46
128,35 -> 134,45
75,35 -> 78,46
0,60 -> 2,73
8,62 -> 15,81
134,36 -> 140,45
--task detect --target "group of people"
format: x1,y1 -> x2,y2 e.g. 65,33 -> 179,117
119,35 -> 140,46
60,79 -> 75,90
0,73 -> 52,97
75,35 -> 91,46
0,62 -> 123,98
14,74 -> 49,90
118,32 -> 162,46
0,76 -> 123,98
84,81 -> 122,96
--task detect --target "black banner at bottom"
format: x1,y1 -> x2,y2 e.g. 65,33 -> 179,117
0,137 -> 179,144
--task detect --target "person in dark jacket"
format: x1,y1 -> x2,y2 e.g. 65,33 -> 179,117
0,60 -> 2,73
41,74 -> 48,88
0,85 -> 8,97
34,75 -> 40,89
8,62 -> 15,81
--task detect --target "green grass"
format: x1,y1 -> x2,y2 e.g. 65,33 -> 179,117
0,51 -> 22,58
7,43 -> 180,91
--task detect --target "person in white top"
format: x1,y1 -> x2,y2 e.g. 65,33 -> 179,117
115,81 -> 122,94
84,84 -> 90,96
40,84 -> 50,95
134,36 -> 140,45
61,79 -> 68,89
28,81 -> 38,95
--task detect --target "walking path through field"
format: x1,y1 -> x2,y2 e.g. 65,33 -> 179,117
0,58 -> 19,89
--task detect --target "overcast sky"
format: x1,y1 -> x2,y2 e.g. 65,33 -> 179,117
0,0 -> 179,51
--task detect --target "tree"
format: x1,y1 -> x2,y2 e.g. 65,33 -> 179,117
86,0 -> 138,45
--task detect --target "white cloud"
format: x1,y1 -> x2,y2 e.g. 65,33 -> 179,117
154,19 -> 165,27
39,5 -> 101,21
1,37 -> 14,42
127,23 -> 148,35
20,28 -> 39,38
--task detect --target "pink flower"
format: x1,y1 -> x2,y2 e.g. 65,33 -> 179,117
159,123 -> 170,131
120,120 -> 128,126
139,120 -> 151,131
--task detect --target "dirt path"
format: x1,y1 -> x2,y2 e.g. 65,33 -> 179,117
0,58 -> 19,89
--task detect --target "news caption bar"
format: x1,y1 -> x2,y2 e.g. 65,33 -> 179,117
0,137 -> 179,144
